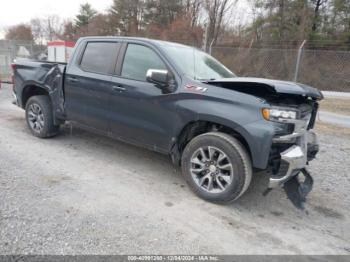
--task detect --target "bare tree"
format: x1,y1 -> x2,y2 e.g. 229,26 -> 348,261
311,0 -> 328,32
45,15 -> 63,41
203,0 -> 234,51
297,0 -> 309,41
184,0 -> 202,27
247,0 -> 265,44
30,16 -> 63,42
30,18 -> 45,44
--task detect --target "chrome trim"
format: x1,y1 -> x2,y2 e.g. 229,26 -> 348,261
269,114 -> 316,188
146,69 -> 168,78
273,132 -> 303,142
269,145 -> 306,188
272,115 -> 310,143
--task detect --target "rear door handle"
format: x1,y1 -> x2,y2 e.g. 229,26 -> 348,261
112,85 -> 126,92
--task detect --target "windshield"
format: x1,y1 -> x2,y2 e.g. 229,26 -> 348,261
161,43 -> 236,81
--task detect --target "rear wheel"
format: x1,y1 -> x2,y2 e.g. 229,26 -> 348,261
25,95 -> 59,138
181,132 -> 252,203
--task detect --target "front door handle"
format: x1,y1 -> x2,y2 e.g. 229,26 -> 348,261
112,85 -> 126,92
67,77 -> 79,83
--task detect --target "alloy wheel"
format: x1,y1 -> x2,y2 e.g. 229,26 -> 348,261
28,103 -> 44,133
190,146 -> 234,193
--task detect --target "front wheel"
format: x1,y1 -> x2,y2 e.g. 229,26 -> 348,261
25,95 -> 60,138
181,132 -> 252,203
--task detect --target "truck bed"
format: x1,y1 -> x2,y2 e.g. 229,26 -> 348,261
13,60 -> 66,118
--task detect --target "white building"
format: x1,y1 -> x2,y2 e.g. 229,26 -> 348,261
47,41 -> 75,63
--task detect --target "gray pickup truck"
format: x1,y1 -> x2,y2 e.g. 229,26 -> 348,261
12,37 -> 323,208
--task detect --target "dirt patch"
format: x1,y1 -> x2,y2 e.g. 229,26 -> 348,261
44,174 -> 72,186
165,202 -> 174,207
270,211 -> 284,217
312,205 -> 345,220
315,122 -> 350,137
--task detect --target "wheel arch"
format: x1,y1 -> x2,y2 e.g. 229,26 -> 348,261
171,119 -> 253,168
21,84 -> 50,109
21,84 -> 64,126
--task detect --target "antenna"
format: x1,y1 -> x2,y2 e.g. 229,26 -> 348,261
193,47 -> 196,80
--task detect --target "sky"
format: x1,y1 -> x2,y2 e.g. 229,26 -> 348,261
0,0 -> 251,39
0,0 -> 113,37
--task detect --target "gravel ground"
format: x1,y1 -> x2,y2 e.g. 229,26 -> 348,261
0,84 -> 350,255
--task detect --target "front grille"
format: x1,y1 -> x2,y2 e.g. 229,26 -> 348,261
277,160 -> 290,178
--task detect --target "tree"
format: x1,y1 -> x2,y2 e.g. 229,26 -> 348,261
162,16 -> 203,46
86,14 -> 115,36
109,0 -> 145,36
30,16 -> 63,42
5,24 -> 34,41
61,21 -> 76,41
311,0 -> 328,32
184,0 -> 203,27
45,15 -> 63,41
30,18 -> 45,43
246,0 -> 314,46
203,0 -> 233,51
331,0 -> 350,44
144,0 -> 183,28
75,3 -> 97,30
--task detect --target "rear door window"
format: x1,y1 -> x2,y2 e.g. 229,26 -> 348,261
121,44 -> 167,81
80,42 -> 120,75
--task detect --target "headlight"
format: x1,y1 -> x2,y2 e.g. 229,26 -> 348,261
262,108 -> 297,121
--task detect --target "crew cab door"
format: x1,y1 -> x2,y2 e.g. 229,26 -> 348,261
65,41 -> 120,131
109,43 -> 178,152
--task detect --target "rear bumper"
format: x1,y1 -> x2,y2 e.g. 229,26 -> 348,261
12,91 -> 19,106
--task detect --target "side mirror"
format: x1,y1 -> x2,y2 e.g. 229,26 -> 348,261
146,69 -> 169,87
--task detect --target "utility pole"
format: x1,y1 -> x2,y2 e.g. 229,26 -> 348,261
294,40 -> 307,82
202,22 -> 209,52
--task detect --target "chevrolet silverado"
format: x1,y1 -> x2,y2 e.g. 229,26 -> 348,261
12,37 -> 323,208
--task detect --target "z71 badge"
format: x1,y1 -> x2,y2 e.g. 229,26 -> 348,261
185,84 -> 208,93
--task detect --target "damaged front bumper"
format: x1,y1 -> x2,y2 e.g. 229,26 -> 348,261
270,130 -> 318,188
268,118 -> 319,209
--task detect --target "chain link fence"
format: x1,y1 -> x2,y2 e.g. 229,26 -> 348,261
1,39 -> 349,92
212,47 -> 350,92
0,40 -> 39,82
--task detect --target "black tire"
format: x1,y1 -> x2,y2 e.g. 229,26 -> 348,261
25,95 -> 60,138
181,132 -> 252,203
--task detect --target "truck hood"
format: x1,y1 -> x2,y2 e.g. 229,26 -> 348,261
205,77 -> 324,100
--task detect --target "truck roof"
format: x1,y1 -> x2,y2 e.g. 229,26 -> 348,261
78,36 -> 191,49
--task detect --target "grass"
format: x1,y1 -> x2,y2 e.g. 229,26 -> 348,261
319,98 -> 350,115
